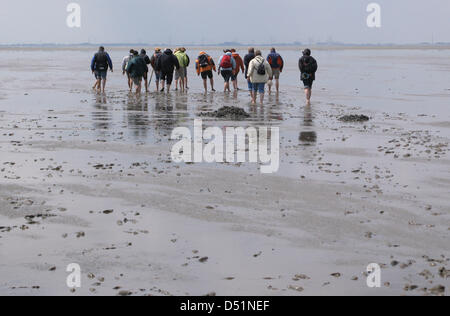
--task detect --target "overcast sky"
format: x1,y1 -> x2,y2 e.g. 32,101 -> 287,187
0,0 -> 449,44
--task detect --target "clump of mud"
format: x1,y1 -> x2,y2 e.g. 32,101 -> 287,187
200,106 -> 250,120
339,115 -> 370,122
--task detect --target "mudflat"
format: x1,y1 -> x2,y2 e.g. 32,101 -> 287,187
0,47 -> 448,296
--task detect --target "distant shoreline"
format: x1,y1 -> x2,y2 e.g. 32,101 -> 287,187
1,44 -> 450,51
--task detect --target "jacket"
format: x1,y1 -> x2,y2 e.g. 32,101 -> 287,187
247,56 -> 273,84
174,51 -> 190,68
150,52 -> 162,71
244,52 -> 255,79
299,56 -> 318,80
232,53 -> 245,75
156,49 -> 180,73
218,53 -> 236,72
267,52 -> 284,71
126,56 -> 148,78
196,52 -> 216,74
91,51 -> 113,72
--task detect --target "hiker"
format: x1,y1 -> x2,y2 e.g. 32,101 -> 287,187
126,50 -> 148,94
196,51 -> 216,93
230,49 -> 245,91
244,47 -> 256,99
298,48 -> 318,105
156,48 -> 180,92
150,48 -> 163,92
174,47 -> 190,92
122,49 -> 135,91
247,50 -> 272,105
182,48 -> 190,90
218,50 -> 236,92
91,46 -> 113,93
267,48 -> 284,94
140,49 -> 151,93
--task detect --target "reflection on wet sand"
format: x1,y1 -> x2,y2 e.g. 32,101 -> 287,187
299,105 -> 317,144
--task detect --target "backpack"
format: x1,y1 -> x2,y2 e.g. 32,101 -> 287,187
177,53 -> 189,68
95,52 -> 108,71
220,55 -> 232,69
303,57 -> 317,74
198,54 -> 210,68
257,59 -> 266,76
268,53 -> 281,68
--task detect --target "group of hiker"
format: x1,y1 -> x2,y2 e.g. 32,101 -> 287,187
90,46 -> 318,104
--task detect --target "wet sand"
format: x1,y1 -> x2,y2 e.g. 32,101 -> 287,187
0,47 -> 449,296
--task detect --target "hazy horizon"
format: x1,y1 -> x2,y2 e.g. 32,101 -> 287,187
0,0 -> 449,45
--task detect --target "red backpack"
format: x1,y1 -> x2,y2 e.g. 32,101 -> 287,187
220,55 -> 232,68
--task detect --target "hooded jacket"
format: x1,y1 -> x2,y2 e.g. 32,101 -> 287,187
232,52 -> 245,75
126,55 -> 148,78
156,49 -> 180,74
174,51 -> 190,68
299,55 -> 318,80
247,56 -> 273,84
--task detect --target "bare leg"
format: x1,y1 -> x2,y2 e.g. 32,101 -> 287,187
275,78 -> 279,93
102,79 -> 106,93
260,92 -> 265,105
185,76 -> 189,90
203,79 -> 207,93
210,78 -> 215,92
144,76 -> 148,93
305,88 -> 312,105
167,84 -> 171,93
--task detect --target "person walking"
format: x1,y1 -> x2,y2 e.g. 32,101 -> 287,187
174,48 -> 190,92
122,49 -> 135,91
244,47 -> 256,99
196,51 -> 216,93
218,50 -> 236,92
91,46 -> 113,93
230,49 -> 245,91
150,48 -> 163,92
156,48 -> 180,92
266,48 -> 284,94
298,48 -> 318,105
247,50 -> 272,105
140,49 -> 151,93
126,50 -> 148,95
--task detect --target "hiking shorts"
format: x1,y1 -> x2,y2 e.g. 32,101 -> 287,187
247,80 -> 253,91
252,82 -> 265,94
155,71 -> 161,81
270,68 -> 281,80
201,70 -> 213,80
94,70 -> 107,80
231,73 -> 239,81
302,78 -> 314,89
161,71 -> 174,85
131,76 -> 142,86
221,70 -> 233,83
175,67 -> 187,80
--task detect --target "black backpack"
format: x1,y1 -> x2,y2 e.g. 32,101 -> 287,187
303,57 -> 317,74
95,52 -> 108,71
257,59 -> 266,75
198,54 -> 210,68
